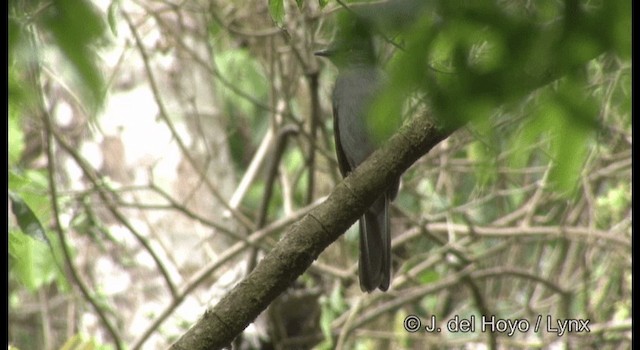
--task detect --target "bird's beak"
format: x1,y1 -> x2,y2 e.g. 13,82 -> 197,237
314,48 -> 334,57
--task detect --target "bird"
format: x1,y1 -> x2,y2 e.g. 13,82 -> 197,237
316,32 -> 399,292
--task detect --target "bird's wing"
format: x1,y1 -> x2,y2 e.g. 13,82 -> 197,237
332,101 -> 352,177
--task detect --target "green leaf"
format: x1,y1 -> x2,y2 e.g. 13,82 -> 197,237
548,115 -> 590,196
418,269 -> 440,285
548,78 -> 597,195
268,0 -> 285,27
107,0 -> 120,36
8,171 -> 31,191
467,140 -> 496,188
9,192 -> 50,246
9,230 -> 57,292
8,102 -> 25,165
369,14 -> 435,141
41,0 -> 107,109
9,16 -> 22,63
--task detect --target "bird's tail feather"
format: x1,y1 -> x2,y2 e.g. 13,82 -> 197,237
359,193 -> 391,292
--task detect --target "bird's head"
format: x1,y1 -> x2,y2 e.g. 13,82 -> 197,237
315,19 -> 377,68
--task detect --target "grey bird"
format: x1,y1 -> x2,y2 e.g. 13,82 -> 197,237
316,35 -> 399,292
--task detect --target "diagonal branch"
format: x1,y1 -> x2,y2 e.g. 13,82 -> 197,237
170,2 -> 622,346
170,110 -> 453,350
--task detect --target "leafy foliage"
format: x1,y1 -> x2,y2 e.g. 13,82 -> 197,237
8,0 -> 630,349
213,48 -> 270,168
268,0 -> 285,27
9,192 -> 50,245
360,0 -> 630,194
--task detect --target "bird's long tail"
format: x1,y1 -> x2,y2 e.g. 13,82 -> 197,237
358,192 -> 391,292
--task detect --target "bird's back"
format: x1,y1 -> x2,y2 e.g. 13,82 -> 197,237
332,64 -> 384,172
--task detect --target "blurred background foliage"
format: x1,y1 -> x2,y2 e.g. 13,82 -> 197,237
9,0 -> 630,349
